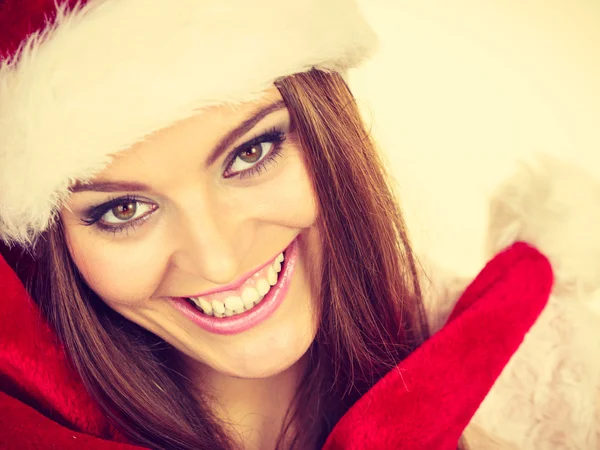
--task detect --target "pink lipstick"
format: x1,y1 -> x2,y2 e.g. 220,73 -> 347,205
170,238 -> 298,335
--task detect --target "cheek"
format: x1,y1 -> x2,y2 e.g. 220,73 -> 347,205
247,153 -> 318,227
65,230 -> 168,307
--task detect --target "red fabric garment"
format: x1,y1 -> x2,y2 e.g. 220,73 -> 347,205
0,0 -> 82,59
0,242 -> 553,449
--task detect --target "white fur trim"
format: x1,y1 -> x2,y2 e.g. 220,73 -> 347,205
0,0 -> 377,247
474,157 -> 600,447
486,155 -> 600,300
423,155 -> 600,448
472,293 -> 600,449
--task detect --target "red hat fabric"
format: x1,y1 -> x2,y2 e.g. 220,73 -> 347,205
0,0 -> 79,59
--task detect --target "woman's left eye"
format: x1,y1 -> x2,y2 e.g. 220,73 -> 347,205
224,130 -> 286,178
229,142 -> 273,173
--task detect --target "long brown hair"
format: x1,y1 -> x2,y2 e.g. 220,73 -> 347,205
31,70 -> 444,449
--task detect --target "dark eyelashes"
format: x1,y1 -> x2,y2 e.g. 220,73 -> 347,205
234,149 -> 284,180
235,128 -> 286,156
81,194 -> 140,226
223,127 -> 287,177
79,127 -> 288,230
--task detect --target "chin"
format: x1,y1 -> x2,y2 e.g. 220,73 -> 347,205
222,250 -> 319,379
222,321 -> 316,379
229,352 -> 309,380
190,308 -> 318,380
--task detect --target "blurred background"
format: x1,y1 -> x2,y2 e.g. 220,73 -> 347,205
347,0 -> 600,277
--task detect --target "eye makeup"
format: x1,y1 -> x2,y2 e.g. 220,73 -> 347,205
80,194 -> 158,234
79,126 -> 289,234
223,127 -> 287,179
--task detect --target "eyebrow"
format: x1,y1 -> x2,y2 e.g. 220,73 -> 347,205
205,99 -> 286,166
70,180 -> 151,193
70,99 -> 287,194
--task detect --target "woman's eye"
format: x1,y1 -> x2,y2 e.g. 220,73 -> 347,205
228,141 -> 275,175
101,201 -> 155,224
223,128 -> 287,179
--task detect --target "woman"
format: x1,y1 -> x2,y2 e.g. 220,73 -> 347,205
0,1 -> 576,449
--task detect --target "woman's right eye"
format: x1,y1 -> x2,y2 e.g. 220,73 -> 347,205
101,200 -> 154,224
82,197 -> 158,233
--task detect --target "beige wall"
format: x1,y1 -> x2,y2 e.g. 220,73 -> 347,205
348,0 -> 600,275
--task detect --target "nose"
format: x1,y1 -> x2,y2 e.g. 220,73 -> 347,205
169,196 -> 247,286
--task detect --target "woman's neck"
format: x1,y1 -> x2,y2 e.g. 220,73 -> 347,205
186,355 -> 308,450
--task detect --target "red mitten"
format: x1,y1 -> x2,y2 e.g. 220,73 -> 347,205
323,242 -> 553,450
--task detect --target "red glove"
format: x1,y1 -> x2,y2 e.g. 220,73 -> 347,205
323,242 -> 553,450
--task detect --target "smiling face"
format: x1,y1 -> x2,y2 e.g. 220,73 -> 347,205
60,88 -> 321,380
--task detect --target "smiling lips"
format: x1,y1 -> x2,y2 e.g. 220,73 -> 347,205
186,253 -> 285,318
171,238 -> 299,335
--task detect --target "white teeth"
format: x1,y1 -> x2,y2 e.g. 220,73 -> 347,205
241,287 -> 259,306
198,297 -> 213,316
224,296 -> 244,313
189,297 -> 213,315
212,300 -> 225,316
257,278 -> 270,296
188,252 -> 286,319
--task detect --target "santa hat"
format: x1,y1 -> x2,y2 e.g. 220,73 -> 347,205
0,0 -> 377,247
